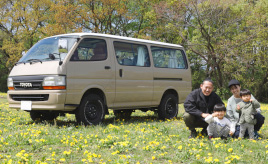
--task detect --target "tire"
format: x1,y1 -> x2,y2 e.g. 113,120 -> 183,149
30,111 -> 58,121
75,94 -> 105,125
158,94 -> 178,120
113,110 -> 133,120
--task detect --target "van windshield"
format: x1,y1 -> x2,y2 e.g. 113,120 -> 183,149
19,36 -> 78,63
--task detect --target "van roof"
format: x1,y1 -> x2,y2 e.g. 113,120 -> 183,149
52,33 -> 183,48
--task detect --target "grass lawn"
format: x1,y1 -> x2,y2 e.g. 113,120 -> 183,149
1,92 -> 268,163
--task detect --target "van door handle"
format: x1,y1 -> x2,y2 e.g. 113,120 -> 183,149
105,66 -> 111,69
119,69 -> 123,77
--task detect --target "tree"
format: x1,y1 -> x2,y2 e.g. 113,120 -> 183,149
0,0 -> 52,67
151,0 -> 268,99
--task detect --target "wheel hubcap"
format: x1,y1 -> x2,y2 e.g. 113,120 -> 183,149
167,101 -> 175,115
85,104 -> 98,119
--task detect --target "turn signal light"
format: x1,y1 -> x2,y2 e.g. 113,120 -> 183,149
43,86 -> 66,90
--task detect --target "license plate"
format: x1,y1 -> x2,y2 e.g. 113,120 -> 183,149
21,101 -> 32,111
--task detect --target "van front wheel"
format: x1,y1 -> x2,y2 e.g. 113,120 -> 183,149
76,94 -> 105,125
158,94 -> 178,120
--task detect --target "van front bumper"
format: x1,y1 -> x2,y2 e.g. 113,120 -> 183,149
7,90 -> 75,111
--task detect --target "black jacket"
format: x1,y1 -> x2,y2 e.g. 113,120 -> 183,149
184,88 -> 224,119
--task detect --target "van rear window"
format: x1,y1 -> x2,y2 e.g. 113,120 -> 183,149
151,46 -> 187,69
114,42 -> 150,67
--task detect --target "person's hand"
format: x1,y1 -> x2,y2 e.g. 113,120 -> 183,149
201,113 -> 210,118
250,99 -> 253,102
237,104 -> 240,110
229,131 -> 234,136
212,113 -> 218,117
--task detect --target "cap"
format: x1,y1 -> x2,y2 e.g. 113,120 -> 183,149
228,79 -> 240,88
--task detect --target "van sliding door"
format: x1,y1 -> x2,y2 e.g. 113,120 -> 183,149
113,41 -> 153,108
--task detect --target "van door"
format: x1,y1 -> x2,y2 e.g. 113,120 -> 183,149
151,46 -> 191,104
113,41 -> 153,108
65,38 -> 116,107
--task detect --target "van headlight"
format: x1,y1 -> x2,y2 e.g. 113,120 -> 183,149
7,78 -> 14,90
42,76 -> 66,90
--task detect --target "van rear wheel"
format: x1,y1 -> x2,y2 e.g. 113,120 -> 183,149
158,94 -> 178,120
75,94 -> 105,125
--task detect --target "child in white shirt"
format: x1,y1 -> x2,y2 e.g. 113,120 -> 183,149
205,104 -> 235,139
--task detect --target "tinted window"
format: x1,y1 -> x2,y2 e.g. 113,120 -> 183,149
114,42 -> 150,67
70,38 -> 107,61
151,46 -> 187,69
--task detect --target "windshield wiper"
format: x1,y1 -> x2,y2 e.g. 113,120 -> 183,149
15,61 -> 26,66
26,59 -> 43,64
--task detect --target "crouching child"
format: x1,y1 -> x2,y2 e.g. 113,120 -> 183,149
205,104 -> 235,139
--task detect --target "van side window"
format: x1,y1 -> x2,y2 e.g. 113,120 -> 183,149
114,42 -> 150,67
151,46 -> 187,69
70,38 -> 107,61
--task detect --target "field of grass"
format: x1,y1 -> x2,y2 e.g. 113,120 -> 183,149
1,92 -> 268,163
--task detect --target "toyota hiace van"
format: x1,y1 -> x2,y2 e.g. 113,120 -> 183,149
7,33 -> 191,125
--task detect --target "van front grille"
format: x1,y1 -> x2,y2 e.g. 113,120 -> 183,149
14,82 -> 42,90
10,94 -> 49,101
11,75 -> 45,90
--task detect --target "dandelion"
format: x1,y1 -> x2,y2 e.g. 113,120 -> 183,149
152,156 -> 156,160
214,159 -> 219,162
228,148 -> 233,152
60,158 -> 65,162
196,154 -> 200,159
111,150 -> 119,155
225,160 -> 231,164
205,157 -> 213,163
63,150 -> 71,155
178,145 -> 182,150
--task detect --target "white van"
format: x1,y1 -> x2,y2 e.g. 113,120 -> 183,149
7,33 -> 192,125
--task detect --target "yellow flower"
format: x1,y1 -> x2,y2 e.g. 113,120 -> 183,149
152,156 -> 156,160
205,157 -> 213,163
228,148 -> 233,152
214,158 -> 219,162
111,150 -> 119,155
60,158 -> 65,162
196,154 -> 200,159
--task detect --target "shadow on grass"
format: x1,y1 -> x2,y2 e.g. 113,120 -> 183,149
21,114 -> 183,128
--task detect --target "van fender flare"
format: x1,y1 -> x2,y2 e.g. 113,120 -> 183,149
160,88 -> 179,104
79,85 -> 108,114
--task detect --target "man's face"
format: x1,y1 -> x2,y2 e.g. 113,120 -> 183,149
200,81 -> 214,96
241,94 -> 251,102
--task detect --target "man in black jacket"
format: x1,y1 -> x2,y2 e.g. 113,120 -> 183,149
183,78 -> 224,138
